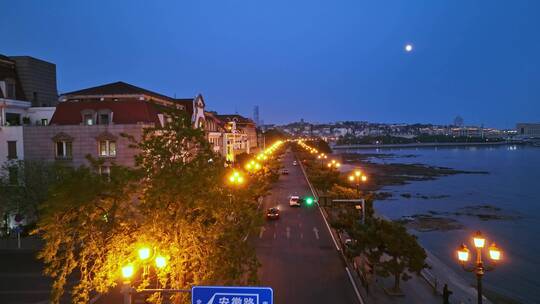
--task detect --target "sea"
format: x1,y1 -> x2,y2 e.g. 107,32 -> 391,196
338,145 -> 540,303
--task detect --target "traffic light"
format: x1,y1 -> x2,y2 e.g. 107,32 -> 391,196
305,197 -> 314,206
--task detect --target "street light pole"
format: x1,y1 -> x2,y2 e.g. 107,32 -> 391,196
456,231 -> 502,304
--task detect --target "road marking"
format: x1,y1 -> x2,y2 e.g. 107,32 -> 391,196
296,152 -> 341,251
273,232 -> 276,239
300,233 -> 303,239
286,227 -> 290,239
313,227 -> 320,239
299,222 -> 302,228
346,267 -> 366,304
259,227 -> 266,239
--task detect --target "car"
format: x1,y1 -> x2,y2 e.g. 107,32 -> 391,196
289,195 -> 301,207
281,169 -> 289,175
292,161 -> 298,166
266,207 -> 280,220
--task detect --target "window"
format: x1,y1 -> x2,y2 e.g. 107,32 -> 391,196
7,141 -> 17,159
99,140 -> 116,157
99,114 -> 109,125
84,114 -> 94,125
41,118 -> 48,126
56,141 -> 73,159
6,82 -> 16,99
5,113 -> 21,126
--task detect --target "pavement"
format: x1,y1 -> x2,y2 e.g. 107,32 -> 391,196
254,149 -> 362,304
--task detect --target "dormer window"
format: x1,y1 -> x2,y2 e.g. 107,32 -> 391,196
99,113 -> 110,125
97,109 -> 112,125
84,114 -> 94,125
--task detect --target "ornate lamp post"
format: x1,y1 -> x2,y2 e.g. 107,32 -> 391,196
317,153 -> 327,169
121,246 -> 172,304
348,170 -> 368,224
456,231 -> 502,304
327,159 -> 341,170
227,170 -> 245,204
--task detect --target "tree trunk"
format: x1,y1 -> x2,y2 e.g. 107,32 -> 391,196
393,273 -> 401,292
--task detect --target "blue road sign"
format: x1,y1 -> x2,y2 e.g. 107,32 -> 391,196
192,286 -> 273,304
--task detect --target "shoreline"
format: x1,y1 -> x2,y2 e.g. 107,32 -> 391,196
338,151 -> 523,304
332,141 -> 517,150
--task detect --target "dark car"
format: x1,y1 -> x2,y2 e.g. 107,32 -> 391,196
266,207 -> 280,220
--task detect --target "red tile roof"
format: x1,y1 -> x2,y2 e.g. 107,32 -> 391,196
50,100 -> 162,125
61,81 -> 175,102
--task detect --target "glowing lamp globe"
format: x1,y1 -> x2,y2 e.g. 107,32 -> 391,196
122,264 -> 134,279
457,244 -> 470,263
489,243 -> 502,261
473,231 -> 486,248
138,247 -> 151,261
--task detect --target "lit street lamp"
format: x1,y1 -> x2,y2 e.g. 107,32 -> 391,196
348,170 -> 368,224
456,231 -> 502,304
227,170 -> 245,204
327,159 -> 341,170
121,245 -> 173,304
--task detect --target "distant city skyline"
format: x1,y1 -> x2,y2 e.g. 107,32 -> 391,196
2,1 -> 539,129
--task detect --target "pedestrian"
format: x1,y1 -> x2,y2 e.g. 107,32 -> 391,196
443,284 -> 453,304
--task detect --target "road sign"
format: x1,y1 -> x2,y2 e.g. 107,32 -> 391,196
192,286 -> 273,304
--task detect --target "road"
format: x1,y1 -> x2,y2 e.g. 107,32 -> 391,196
255,149 -> 360,303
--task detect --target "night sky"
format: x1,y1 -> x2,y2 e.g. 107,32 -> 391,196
2,1 -> 539,128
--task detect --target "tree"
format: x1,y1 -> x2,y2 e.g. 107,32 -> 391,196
349,219 -> 428,293
0,160 -> 63,228
35,110 -> 263,304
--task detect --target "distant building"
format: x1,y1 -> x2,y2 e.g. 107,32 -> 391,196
453,115 -> 464,127
215,114 -> 257,156
253,105 -> 260,126
516,123 -> 540,139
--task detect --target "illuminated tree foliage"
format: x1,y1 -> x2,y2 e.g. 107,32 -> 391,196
35,110 -> 262,303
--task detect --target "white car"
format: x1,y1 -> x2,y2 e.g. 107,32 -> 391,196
289,195 -> 301,207
292,161 -> 298,166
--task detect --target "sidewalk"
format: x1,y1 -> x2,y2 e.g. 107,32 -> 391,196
0,236 -> 42,251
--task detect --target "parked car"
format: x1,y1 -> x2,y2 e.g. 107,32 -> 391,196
281,169 -> 289,175
266,207 -> 280,220
289,195 -> 301,207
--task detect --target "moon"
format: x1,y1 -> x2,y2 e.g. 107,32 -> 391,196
405,44 -> 413,52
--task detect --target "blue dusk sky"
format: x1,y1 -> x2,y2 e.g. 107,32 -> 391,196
1,1 -> 539,128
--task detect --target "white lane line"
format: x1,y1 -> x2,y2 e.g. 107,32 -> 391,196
259,227 -> 266,239
317,201 -> 340,251
300,233 -> 303,239
296,153 -> 341,251
286,227 -> 291,239
313,227 -> 320,240
346,267 -> 366,304
273,232 -> 276,239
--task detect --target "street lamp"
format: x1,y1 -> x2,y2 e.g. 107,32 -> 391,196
348,170 -> 368,224
327,159 -> 341,170
456,231 -> 502,304
120,246 -> 180,304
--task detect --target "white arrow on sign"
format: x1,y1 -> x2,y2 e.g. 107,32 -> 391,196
259,227 -> 266,239
313,227 -> 320,240
286,227 -> 291,239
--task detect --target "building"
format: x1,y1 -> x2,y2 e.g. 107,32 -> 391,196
1,55 -> 55,165
9,56 -> 58,107
23,81 -> 254,169
24,81 -> 211,170
516,123 -> 540,139
215,114 -> 257,154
